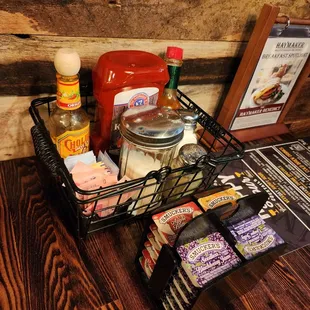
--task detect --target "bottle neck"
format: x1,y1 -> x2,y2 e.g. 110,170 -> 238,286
56,73 -> 81,110
165,64 -> 181,90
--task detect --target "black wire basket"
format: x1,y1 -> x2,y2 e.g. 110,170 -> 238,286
29,89 -> 244,239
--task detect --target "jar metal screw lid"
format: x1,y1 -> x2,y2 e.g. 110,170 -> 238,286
120,106 -> 184,148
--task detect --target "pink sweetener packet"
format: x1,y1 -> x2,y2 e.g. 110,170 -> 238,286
82,176 -> 136,218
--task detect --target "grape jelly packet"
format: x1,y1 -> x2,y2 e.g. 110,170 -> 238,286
177,232 -> 241,288
227,215 -> 285,259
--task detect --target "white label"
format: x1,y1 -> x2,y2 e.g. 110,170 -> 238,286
110,87 -> 159,149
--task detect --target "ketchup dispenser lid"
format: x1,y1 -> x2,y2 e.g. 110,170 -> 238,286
92,50 -> 169,93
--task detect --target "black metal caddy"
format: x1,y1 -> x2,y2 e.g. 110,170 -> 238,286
29,89 -> 244,240
135,189 -> 287,309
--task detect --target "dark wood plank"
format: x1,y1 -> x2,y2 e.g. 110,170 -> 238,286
80,222 -> 156,310
0,157 -> 118,309
0,185 -> 28,310
0,34 -> 243,95
288,119 -> 310,138
1,0 -> 309,41
285,78 -> 310,124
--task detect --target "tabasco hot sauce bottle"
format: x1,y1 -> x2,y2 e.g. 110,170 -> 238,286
49,48 -> 90,158
157,46 -> 183,110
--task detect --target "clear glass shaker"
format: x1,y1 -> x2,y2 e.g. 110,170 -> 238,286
174,109 -> 198,157
119,106 -> 184,214
163,144 -> 207,202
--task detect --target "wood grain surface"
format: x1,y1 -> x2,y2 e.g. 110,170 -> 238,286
0,34 -> 244,96
0,154 -> 309,309
0,0 -> 309,41
0,157 -> 121,310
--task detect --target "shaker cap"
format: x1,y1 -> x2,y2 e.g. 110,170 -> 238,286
179,144 -> 207,165
177,109 -> 198,129
54,48 -> 81,76
120,106 -> 184,148
166,46 -> 183,60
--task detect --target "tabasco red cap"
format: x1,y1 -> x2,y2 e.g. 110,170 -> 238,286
166,46 -> 183,60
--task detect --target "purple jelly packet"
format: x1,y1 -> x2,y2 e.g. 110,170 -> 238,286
164,291 -> 177,310
227,215 -> 285,259
177,268 -> 198,295
227,215 -> 264,233
169,284 -> 187,310
234,228 -> 284,259
177,232 -> 241,288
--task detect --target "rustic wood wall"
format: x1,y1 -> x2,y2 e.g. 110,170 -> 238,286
0,1 -> 309,160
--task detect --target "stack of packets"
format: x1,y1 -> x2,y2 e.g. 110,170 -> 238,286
227,215 -> 285,260
160,232 -> 242,310
64,151 -> 134,218
139,201 -> 202,280
138,202 -> 242,310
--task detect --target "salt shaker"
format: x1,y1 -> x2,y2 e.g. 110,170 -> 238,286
174,109 -> 198,158
164,144 -> 207,202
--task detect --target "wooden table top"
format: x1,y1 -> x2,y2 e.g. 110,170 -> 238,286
0,155 -> 309,310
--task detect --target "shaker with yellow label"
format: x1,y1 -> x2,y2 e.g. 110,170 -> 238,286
49,48 -> 90,158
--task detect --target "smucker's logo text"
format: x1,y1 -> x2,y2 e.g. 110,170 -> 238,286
208,195 -> 235,209
159,207 -> 194,224
244,235 -> 275,253
188,242 -> 223,262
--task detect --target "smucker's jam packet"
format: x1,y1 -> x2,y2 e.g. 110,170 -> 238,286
169,284 -> 186,310
142,249 -> 156,267
198,188 -> 241,211
150,224 -> 165,248
177,268 -> 197,295
174,271 -> 199,304
139,256 -> 152,279
152,202 -> 202,246
164,292 -> 177,310
177,232 -> 241,288
147,233 -> 160,257
161,299 -> 170,310
228,215 -> 285,259
144,241 -> 157,262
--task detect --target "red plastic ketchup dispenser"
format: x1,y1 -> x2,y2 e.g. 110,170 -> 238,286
92,50 -> 169,154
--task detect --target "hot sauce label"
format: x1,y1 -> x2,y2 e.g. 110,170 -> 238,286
56,77 -> 81,110
52,124 -> 90,158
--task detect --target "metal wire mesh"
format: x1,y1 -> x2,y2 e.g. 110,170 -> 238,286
29,90 -> 244,239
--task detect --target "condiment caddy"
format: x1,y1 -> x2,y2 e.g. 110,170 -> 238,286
135,187 -> 286,309
29,88 -> 244,239
29,46 -> 244,240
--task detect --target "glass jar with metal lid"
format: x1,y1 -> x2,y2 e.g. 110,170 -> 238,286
163,143 -> 207,202
119,105 -> 184,214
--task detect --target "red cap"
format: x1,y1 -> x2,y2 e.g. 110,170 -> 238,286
166,46 -> 183,60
